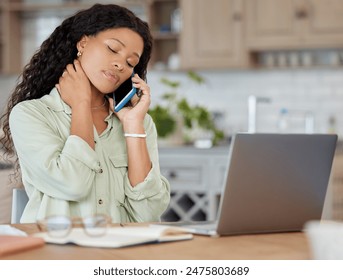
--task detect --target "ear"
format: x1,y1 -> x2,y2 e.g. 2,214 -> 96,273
77,35 -> 89,52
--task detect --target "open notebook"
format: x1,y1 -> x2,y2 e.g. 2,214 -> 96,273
32,225 -> 193,248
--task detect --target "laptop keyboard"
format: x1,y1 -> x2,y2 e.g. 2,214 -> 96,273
182,222 -> 217,230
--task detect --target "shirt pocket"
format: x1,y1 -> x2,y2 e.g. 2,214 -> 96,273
109,154 -> 128,169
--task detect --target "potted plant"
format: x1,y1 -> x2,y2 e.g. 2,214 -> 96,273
149,71 -> 224,146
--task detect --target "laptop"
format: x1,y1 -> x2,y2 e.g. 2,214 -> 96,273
169,133 -> 337,236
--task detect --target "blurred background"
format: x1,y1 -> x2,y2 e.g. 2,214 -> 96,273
2,0 -> 343,138
1,0 -> 343,223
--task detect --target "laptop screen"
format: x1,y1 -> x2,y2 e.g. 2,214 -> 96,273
216,133 -> 337,236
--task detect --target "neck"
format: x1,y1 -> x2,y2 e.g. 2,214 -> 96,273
91,98 -> 107,110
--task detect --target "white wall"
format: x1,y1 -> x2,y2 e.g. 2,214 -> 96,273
148,68 -> 343,138
1,68 -> 343,139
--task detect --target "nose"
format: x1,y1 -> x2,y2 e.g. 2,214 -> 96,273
112,61 -> 124,72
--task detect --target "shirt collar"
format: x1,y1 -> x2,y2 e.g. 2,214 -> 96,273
41,87 -> 115,119
41,87 -> 72,115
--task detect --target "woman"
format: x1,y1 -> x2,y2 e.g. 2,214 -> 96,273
0,4 -> 170,223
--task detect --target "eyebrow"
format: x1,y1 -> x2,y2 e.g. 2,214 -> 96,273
110,38 -> 141,59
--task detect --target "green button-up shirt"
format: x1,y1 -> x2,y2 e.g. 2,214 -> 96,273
9,88 -> 170,223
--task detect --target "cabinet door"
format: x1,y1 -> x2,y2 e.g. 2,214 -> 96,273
1,8 -> 22,74
305,0 -> 343,48
246,0 -> 306,50
247,0 -> 343,50
180,0 -> 248,69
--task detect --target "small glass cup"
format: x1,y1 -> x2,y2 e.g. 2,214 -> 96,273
37,214 -> 111,238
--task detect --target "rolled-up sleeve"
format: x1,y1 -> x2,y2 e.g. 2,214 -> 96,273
120,115 -> 171,222
123,163 -> 170,222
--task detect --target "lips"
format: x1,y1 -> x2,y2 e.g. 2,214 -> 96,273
103,70 -> 119,83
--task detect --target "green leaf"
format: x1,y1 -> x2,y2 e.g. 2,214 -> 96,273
154,71 -> 225,145
212,129 -> 225,145
160,77 -> 180,88
162,92 -> 177,101
177,98 -> 191,113
187,71 -> 205,84
148,106 -> 176,138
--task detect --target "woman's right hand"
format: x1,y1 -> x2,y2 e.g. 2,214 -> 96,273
56,60 -> 91,109
56,60 -> 95,149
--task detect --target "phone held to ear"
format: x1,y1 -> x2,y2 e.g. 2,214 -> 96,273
114,72 -> 137,112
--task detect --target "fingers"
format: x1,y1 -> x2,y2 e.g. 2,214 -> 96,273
61,66 -> 70,78
136,90 -> 143,98
73,59 -> 82,72
132,74 -> 150,98
60,67 -> 71,80
60,60 -> 81,79
55,84 -> 61,93
112,74 -> 151,119
130,94 -> 140,106
66,63 -> 75,74
108,97 -> 114,111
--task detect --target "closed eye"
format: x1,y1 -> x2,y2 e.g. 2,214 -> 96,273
107,46 -> 135,68
107,46 -> 117,54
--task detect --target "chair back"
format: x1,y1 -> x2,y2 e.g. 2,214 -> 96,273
11,188 -> 28,223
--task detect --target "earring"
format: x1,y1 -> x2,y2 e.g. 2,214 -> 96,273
77,51 -> 82,57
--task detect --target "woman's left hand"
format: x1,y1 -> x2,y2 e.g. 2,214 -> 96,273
109,74 -> 151,125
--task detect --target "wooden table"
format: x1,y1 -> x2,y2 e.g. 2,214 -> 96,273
1,224 -> 312,260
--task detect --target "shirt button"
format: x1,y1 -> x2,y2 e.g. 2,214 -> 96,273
99,168 -> 103,173
98,199 -> 103,205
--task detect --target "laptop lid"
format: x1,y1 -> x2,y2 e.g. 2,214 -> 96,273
215,133 -> 337,236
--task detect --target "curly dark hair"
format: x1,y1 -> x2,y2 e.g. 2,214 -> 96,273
0,4 -> 152,160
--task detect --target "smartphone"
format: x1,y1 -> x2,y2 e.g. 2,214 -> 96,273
114,72 -> 137,112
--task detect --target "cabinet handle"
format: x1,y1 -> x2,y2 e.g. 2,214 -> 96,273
169,171 -> 177,179
232,12 -> 242,22
295,9 -> 307,19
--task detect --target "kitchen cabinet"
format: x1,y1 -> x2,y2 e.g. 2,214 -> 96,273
0,1 -> 22,74
1,0 -> 82,74
3,0 -> 343,73
159,146 -> 230,222
179,0 -> 249,69
246,0 -> 343,51
0,0 -> 179,74
147,0 -> 180,69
